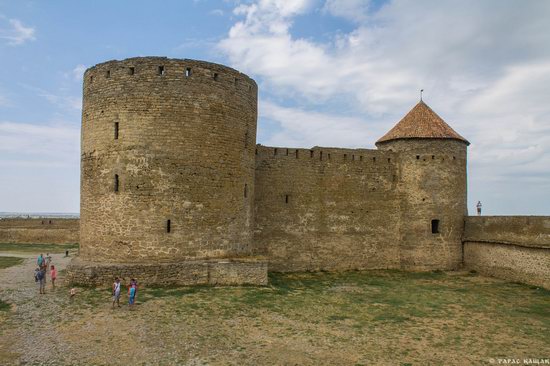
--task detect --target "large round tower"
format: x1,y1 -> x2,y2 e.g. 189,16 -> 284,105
72,57 -> 266,285
376,101 -> 469,270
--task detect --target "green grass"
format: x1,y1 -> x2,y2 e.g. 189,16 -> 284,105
0,256 -> 24,269
0,242 -> 78,254
0,299 -> 10,312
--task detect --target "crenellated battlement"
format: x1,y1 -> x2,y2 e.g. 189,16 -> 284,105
83,57 -> 257,96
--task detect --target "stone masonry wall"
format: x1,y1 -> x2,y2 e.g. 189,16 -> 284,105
0,218 -> 79,244
81,57 -> 258,263
463,216 -> 550,289
66,258 -> 267,287
254,145 -> 402,272
377,139 -> 468,270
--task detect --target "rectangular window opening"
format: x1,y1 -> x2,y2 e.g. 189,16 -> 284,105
166,219 -> 171,233
213,73 -> 219,81
129,67 -> 135,75
372,157 -> 376,162
234,78 -> 239,86
286,149 -> 289,156
285,194 -> 289,204
360,156 -> 363,161
431,219 -> 440,234
114,122 -> 119,140
310,150 -> 314,158
90,75 -> 94,83
274,148 -> 278,155
106,70 -> 110,78
388,158 -> 391,163
158,66 -> 165,75
114,174 -> 119,192
344,154 -> 347,161
352,155 -> 355,161
416,155 -> 420,160
320,151 -> 323,161
185,68 -> 192,77
431,155 -> 435,160
295,150 -> 299,159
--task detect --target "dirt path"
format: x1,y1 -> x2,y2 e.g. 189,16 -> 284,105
0,253 -> 79,365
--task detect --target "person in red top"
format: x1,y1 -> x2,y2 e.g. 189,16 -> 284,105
50,265 -> 57,290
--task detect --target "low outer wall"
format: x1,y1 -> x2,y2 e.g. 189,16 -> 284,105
66,258 -> 268,286
463,216 -> 550,289
0,218 -> 79,244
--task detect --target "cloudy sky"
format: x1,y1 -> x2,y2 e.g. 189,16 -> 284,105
0,0 -> 549,215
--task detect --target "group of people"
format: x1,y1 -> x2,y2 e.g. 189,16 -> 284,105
34,253 -> 57,294
112,277 -> 138,309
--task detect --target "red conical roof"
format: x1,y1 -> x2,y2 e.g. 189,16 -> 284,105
376,101 -> 469,145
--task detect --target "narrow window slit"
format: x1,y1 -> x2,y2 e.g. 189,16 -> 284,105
285,195 -> 289,204
106,70 -> 110,78
166,220 -> 171,233
344,154 -> 347,161
431,219 -> 440,234
114,174 -> 119,192
320,151 -> 323,161
274,148 -> 278,156
295,150 -> 299,159
310,150 -> 314,158
129,67 -> 135,75
114,122 -> 119,140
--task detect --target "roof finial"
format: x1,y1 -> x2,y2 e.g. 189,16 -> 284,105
420,89 -> 424,102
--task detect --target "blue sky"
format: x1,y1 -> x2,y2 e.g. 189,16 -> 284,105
1,0 -> 550,215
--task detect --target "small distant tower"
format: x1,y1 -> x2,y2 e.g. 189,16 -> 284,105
376,101 -> 470,270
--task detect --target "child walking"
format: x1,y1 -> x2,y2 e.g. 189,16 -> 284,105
50,265 -> 57,290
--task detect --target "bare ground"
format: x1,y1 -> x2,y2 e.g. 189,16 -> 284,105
0,252 -> 548,365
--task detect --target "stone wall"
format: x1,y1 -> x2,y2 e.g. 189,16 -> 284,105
81,57 -> 257,262
66,257 -> 267,286
254,145 -> 402,272
0,218 -> 79,244
463,216 -> 550,289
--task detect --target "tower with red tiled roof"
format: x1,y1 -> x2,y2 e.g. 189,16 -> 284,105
376,101 -> 469,270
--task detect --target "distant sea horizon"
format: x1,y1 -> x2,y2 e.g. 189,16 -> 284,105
0,212 -> 80,218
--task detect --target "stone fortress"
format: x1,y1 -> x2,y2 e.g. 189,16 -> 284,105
2,56 -> 546,288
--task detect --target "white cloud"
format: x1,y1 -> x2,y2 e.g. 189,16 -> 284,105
20,83 -> 82,111
71,64 -> 87,82
260,100 -> 372,148
0,16 -> 35,46
322,0 -> 370,22
0,121 -> 80,167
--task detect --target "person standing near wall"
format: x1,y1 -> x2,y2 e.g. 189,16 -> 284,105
112,277 -> 121,309
476,201 -> 482,216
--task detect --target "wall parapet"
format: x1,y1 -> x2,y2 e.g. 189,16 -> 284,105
463,216 -> 550,289
463,216 -> 550,248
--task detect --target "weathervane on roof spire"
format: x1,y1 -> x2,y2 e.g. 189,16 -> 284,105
420,89 -> 424,102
